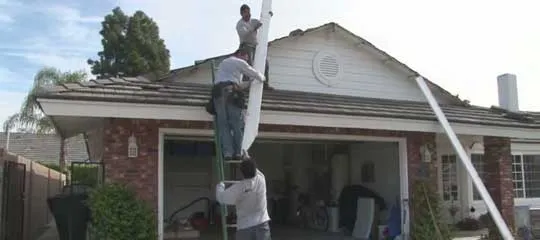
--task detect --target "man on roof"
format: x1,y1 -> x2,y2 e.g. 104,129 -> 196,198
236,4 -> 272,90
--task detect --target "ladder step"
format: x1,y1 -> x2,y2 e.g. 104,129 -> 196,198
226,224 -> 237,228
223,180 -> 240,184
224,160 -> 243,164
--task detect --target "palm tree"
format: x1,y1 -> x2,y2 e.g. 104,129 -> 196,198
2,113 -> 20,151
3,67 -> 88,170
19,67 -> 87,132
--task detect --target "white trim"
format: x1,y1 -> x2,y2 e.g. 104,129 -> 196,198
157,128 -> 410,239
38,98 -> 540,139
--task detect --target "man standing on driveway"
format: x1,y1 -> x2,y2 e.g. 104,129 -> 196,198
212,48 -> 265,161
216,159 -> 272,240
236,4 -> 272,90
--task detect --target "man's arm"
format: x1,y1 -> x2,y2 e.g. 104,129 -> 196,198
216,182 -> 243,205
238,60 -> 265,82
252,19 -> 262,30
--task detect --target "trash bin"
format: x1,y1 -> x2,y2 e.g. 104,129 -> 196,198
47,186 -> 91,240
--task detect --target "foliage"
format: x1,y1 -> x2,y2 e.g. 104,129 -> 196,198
42,163 -> 102,187
455,217 -> 482,231
88,183 -> 157,240
2,67 -> 87,134
478,213 -> 491,228
88,7 -> 170,80
410,179 -> 453,240
70,164 -> 102,187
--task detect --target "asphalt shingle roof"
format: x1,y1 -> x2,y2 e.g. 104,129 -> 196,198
35,77 -> 540,129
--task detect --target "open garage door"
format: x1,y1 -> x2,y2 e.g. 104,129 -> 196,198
161,134 -> 409,239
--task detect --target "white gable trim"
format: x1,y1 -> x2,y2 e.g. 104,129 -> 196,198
38,98 -> 540,139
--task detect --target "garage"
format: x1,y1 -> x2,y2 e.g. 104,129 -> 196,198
160,131 -> 409,239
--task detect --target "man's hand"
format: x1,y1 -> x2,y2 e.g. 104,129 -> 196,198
217,182 -> 225,189
254,21 -> 262,30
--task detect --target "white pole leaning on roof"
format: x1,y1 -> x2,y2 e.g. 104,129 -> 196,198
415,76 -> 514,240
241,0 -> 273,157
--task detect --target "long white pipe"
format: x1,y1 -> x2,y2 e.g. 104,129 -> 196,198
415,76 -> 514,239
241,0 -> 273,155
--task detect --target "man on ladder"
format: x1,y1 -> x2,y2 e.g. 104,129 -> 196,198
216,159 -> 271,240
212,48 -> 266,161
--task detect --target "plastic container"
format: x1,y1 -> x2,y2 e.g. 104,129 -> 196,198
327,206 -> 340,232
47,193 -> 90,240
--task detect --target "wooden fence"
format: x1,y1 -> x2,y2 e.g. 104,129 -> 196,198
0,148 -> 66,240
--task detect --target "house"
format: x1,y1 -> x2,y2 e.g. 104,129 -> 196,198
0,133 -> 88,165
34,22 -> 540,238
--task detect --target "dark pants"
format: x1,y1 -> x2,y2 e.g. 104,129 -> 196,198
235,221 -> 272,240
240,43 -> 271,89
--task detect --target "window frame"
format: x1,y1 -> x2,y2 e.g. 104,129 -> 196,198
441,154 -> 459,202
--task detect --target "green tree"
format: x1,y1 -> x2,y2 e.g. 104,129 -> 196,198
2,67 -> 87,169
88,7 -> 170,80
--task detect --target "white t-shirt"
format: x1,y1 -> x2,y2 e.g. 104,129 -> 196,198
236,18 -> 261,46
214,56 -> 265,85
216,169 -> 270,229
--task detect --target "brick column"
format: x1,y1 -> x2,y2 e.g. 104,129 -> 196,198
483,136 -> 515,237
407,133 -> 439,233
407,133 -> 438,188
103,118 -> 159,209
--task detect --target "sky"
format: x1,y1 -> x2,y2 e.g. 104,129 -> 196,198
0,0 -> 539,125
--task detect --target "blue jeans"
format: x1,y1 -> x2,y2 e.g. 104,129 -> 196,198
213,86 -> 244,158
235,222 -> 271,240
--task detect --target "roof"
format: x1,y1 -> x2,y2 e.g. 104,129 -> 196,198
0,133 -> 88,164
35,77 -> 540,129
159,22 -> 462,105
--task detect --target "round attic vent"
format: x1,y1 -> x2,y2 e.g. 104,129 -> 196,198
312,50 -> 343,86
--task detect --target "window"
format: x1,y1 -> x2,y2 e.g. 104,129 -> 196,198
472,154 -> 486,200
441,154 -> 458,201
513,155 -> 525,198
523,155 -> 540,198
471,153 -> 540,199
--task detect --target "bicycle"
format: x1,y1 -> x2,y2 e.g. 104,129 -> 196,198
295,192 -> 329,232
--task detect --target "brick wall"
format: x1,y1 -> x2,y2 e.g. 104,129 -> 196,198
483,136 -> 515,238
102,118 -> 439,225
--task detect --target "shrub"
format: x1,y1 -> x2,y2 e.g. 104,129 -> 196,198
71,164 -> 101,187
455,217 -> 482,231
410,179 -> 453,240
87,183 -> 157,240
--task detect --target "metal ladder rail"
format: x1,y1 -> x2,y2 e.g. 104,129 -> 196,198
415,76 -> 514,239
210,61 -> 241,240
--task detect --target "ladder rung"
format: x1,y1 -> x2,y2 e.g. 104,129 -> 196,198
224,160 -> 243,164
227,224 -> 237,228
223,180 -> 240,184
